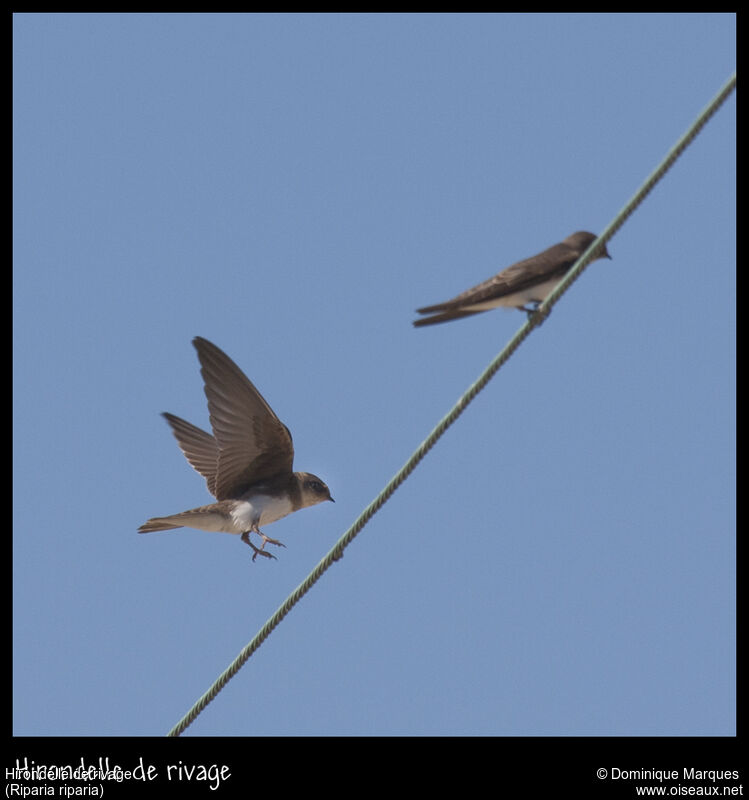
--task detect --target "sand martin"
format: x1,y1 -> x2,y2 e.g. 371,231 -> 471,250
138,337 -> 333,561
413,231 -> 611,327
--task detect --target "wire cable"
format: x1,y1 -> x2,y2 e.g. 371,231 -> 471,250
166,71 -> 735,737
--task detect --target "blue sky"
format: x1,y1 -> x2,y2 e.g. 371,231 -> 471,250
14,13 -> 735,741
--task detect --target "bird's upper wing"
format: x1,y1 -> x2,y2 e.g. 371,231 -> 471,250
193,337 -> 294,500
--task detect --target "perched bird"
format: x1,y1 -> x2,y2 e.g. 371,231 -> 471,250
138,337 -> 333,561
413,231 -> 610,327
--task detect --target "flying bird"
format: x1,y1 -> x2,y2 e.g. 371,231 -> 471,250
138,337 -> 333,561
413,231 -> 611,327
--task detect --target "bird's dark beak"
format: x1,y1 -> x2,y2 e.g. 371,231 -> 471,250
328,496 -> 335,503
596,239 -> 611,261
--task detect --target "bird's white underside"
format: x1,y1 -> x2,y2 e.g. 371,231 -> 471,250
157,494 -> 295,535
463,277 -> 562,311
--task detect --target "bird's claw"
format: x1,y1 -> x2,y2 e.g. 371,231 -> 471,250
522,303 -> 549,325
251,545 -> 277,562
264,537 -> 286,549
242,529 -> 285,562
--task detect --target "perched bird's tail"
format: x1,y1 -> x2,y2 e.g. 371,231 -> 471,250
413,308 -> 485,327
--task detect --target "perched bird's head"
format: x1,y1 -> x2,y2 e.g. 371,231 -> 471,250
298,472 -> 335,506
566,231 -> 612,261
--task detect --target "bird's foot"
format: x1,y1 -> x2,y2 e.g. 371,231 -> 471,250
241,530 -> 285,562
521,302 -> 548,325
251,543 -> 277,562
259,533 -> 286,549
